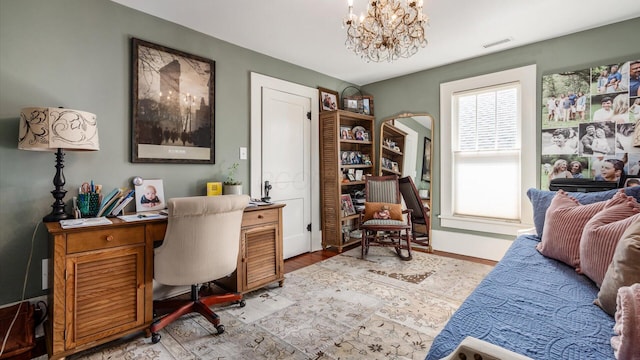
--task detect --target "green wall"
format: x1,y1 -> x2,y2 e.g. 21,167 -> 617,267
1,0 -> 638,306
0,0 -> 353,305
364,17 -> 640,239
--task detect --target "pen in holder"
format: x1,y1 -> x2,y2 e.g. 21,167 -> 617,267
78,193 -> 100,218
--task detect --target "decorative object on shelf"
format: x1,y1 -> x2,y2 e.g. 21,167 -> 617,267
362,95 -> 374,115
318,87 -> 339,112
340,126 -> 353,139
18,107 -> 99,222
352,126 -> 367,140
340,194 -> 356,216
131,38 -> 215,164
223,162 -> 243,194
344,0 -> 428,63
341,86 -> 364,113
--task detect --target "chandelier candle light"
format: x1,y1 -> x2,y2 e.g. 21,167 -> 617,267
344,0 -> 428,62
18,107 -> 99,222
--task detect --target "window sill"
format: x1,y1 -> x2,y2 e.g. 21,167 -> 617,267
439,214 -> 533,236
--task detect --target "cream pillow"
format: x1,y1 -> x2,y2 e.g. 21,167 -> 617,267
596,220 -> 640,316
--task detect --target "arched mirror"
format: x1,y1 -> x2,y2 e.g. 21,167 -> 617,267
379,112 -> 434,251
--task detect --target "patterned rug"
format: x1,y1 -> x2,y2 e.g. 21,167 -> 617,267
62,246 -> 494,360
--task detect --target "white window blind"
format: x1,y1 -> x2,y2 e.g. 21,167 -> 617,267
453,85 -> 520,220
440,64 -> 536,236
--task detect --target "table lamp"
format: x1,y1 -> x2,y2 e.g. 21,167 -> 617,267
18,107 -> 100,222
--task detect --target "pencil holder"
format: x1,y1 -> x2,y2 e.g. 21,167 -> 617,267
78,193 -> 100,218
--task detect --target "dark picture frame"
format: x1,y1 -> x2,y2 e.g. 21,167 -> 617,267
362,95 -> 374,115
319,87 -> 339,112
341,193 -> 356,216
422,137 -> 431,182
131,38 -> 215,164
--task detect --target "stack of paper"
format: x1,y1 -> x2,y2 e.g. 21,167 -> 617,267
60,217 -> 112,229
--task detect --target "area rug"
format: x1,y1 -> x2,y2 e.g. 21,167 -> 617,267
63,246 -> 494,360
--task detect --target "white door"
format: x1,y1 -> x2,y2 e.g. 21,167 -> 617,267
262,88 -> 310,258
250,73 -> 321,259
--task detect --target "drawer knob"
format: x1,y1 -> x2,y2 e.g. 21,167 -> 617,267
106,235 -> 114,242
258,215 -> 264,219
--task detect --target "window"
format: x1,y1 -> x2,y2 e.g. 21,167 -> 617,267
440,65 -> 536,235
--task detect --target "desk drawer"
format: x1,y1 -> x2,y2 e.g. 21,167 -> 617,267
67,227 -> 144,253
242,208 -> 278,227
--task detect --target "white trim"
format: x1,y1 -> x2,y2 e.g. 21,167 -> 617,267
431,229 -> 512,261
250,73 -> 321,252
440,65 -> 537,235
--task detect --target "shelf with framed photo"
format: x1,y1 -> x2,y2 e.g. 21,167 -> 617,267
319,109 -> 375,252
379,122 -> 407,176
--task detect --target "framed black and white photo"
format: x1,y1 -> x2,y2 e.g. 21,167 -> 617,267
132,38 -> 215,164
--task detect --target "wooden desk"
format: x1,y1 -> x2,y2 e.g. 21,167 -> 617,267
44,203 -> 284,360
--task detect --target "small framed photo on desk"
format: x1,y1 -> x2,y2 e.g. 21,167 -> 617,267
135,179 -> 166,212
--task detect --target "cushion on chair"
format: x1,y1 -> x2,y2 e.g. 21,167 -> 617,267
596,221 -> 640,316
154,195 -> 250,286
362,202 -> 403,221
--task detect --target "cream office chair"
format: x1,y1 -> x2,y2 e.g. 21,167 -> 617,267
150,194 -> 250,344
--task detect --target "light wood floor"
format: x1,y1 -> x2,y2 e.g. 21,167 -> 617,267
284,244 -> 497,273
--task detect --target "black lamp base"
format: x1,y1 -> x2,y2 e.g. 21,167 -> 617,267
43,148 -> 70,223
43,211 -> 70,223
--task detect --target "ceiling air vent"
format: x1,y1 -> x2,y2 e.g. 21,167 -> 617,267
482,38 -> 512,49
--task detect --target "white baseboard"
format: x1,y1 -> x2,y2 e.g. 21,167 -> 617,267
431,229 -> 513,262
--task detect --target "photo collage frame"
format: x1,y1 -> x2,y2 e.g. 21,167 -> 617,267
540,59 -> 640,189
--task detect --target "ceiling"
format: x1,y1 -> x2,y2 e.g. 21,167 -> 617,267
111,0 -> 640,86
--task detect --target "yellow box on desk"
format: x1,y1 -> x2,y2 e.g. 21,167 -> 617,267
207,182 -> 222,196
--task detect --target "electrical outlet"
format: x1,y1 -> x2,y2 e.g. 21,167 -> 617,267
240,147 -> 247,160
42,259 -> 49,290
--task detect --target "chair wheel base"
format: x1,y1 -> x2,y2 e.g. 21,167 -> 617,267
238,299 -> 246,307
151,332 -> 161,344
216,324 -> 225,334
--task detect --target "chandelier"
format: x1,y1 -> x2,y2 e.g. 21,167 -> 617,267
344,0 -> 428,62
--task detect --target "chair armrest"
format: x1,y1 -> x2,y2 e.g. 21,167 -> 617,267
439,337 -> 533,360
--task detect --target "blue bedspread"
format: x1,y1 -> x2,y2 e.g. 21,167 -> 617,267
426,235 -> 615,360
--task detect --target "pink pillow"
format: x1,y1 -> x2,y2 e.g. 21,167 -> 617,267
537,190 -> 627,268
610,283 -> 640,360
578,197 -> 640,287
